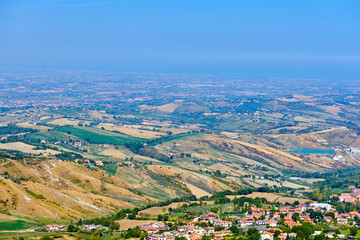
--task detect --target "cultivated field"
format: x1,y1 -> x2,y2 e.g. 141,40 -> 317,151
17,122 -> 53,131
48,118 -> 90,126
97,123 -> 166,139
282,181 -> 309,189
140,103 -> 180,113
185,183 -> 211,198
301,178 -> 326,184
0,142 -> 60,155
99,148 -> 127,159
139,202 -> 188,215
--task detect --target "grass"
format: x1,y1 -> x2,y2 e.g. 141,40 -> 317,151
137,185 -> 171,200
57,126 -> 146,145
0,220 -> 39,231
29,130 -> 70,142
0,231 -> 67,239
147,133 -> 197,146
25,189 -> 45,199
100,235 -> 123,240
106,164 -> 118,175
327,188 -> 351,195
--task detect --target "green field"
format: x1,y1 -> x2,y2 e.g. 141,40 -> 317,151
137,185 -> 171,200
327,188 -> 351,195
0,231 -> 67,239
147,133 -> 197,146
106,164 -> 118,175
57,126 -> 146,145
29,130 -> 71,142
0,220 -> 38,231
45,108 -> 81,117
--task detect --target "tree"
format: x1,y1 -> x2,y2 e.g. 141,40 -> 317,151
110,221 -> 120,231
76,218 -> 83,226
229,225 -> 239,234
296,230 -> 304,239
210,207 -> 219,213
214,170 -> 222,177
68,224 -> 78,232
292,223 -> 314,238
350,226 -> 358,237
293,201 -> 300,207
314,233 -> 325,240
292,213 -> 300,222
125,227 -> 142,238
40,237 -> 53,240
247,228 -> 260,239
325,212 -> 335,219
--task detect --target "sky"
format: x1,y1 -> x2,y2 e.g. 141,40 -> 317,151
0,0 -> 359,79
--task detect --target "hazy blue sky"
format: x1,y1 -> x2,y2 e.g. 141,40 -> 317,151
0,0 -> 359,79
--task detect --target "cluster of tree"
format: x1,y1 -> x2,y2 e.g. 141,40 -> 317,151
55,151 -> 83,161
0,150 -> 27,160
0,124 -> 38,135
234,100 -> 262,114
125,142 -> 172,163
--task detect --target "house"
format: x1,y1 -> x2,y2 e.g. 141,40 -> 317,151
310,203 -> 332,210
256,220 -> 269,225
147,234 -> 167,240
260,232 -> 273,240
212,219 -> 231,228
204,227 -> 214,236
278,233 -> 288,240
43,152 -> 51,157
228,215 -> 241,222
140,222 -> 169,233
189,234 -> 201,240
284,221 -> 302,228
312,231 -> 322,236
239,217 -> 255,227
45,225 -> 66,231
201,212 -> 218,221
147,234 -> 174,240
83,224 -> 107,230
213,230 -> 232,237
95,160 -> 103,166
325,232 -> 335,238
337,218 -> 348,225
339,193 -> 356,203
213,237 -> 223,240
288,233 -> 297,238
269,219 -> 277,227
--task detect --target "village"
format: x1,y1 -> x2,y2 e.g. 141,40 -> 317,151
137,203 -> 359,240
41,198 -> 360,240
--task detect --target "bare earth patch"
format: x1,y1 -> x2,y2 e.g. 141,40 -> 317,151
227,192 -> 309,204
116,219 -> 157,230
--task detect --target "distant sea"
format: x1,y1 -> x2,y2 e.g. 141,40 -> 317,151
290,149 -> 334,154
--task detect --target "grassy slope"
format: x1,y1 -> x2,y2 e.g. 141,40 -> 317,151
57,126 -> 146,144
0,220 -> 38,231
